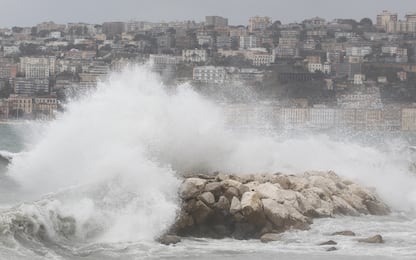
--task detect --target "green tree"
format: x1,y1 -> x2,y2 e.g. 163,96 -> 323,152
359,18 -> 373,27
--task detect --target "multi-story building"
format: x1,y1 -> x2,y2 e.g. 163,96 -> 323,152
216,35 -> 232,49
182,49 -> 208,63
346,46 -> 372,57
250,52 -> 275,67
376,10 -> 398,29
239,35 -> 258,49
33,97 -> 58,119
280,108 -> 309,129
353,74 -> 365,85
205,16 -> 228,27
36,21 -> 65,32
14,78 -> 49,96
0,99 -> 9,119
149,54 -> 182,65
0,63 -> 17,79
193,66 -> 232,84
275,30 -> 300,59
309,108 -> 336,129
7,95 -> 33,116
248,16 -> 272,32
102,22 -> 125,37
307,62 -> 331,74
303,17 -> 326,28
401,108 -> 416,131
20,57 -> 55,78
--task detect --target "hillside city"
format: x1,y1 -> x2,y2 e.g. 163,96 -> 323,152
0,11 -> 416,131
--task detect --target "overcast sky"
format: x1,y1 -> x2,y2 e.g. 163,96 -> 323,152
0,0 -> 415,27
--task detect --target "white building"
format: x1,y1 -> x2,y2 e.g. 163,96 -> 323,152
20,57 -> 55,78
307,62 -> 331,74
309,108 -> 336,129
193,66 -> 231,84
240,36 -> 257,49
3,46 -> 20,56
248,16 -> 272,32
377,10 -> 398,29
280,108 -> 309,129
182,49 -> 208,63
346,47 -> 372,57
250,52 -> 275,67
149,54 -> 182,65
353,74 -> 366,85
308,63 -> 322,73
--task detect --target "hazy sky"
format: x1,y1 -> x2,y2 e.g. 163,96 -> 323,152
0,0 -> 415,27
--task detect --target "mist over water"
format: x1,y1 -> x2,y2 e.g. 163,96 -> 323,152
0,66 -> 416,258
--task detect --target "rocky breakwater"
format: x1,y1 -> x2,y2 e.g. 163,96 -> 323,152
171,171 -> 390,240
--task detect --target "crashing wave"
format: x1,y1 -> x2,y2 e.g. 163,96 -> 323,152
0,150 -> 15,165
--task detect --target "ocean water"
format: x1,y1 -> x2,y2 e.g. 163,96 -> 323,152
0,66 -> 415,259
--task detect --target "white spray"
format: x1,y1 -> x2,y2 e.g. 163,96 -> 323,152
5,65 -> 416,244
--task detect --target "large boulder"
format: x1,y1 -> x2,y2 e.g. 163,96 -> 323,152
180,178 -> 207,200
198,192 -> 215,207
229,196 -> 242,215
332,196 -> 359,216
364,200 -> 390,216
204,182 -> 223,198
214,196 -> 230,211
262,198 -> 288,228
192,200 -> 212,225
240,191 -> 266,226
241,192 -> 263,216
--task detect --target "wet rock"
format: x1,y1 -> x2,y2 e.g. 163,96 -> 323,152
158,234 -> 181,245
308,175 -> 338,196
198,192 -> 215,206
174,211 -> 194,230
326,247 -> 338,252
319,240 -> 337,246
174,172 -> 390,240
332,196 -> 359,216
260,233 -> 282,243
287,175 -> 309,191
224,187 -> 239,200
192,200 -> 212,224
262,198 -> 288,228
274,175 -> 290,189
241,192 -> 262,216
180,178 -> 207,200
358,234 -> 384,244
222,179 -> 249,195
364,200 -> 390,216
214,196 -> 230,211
255,183 -> 281,200
229,196 -> 242,215
205,182 -> 222,197
332,230 -> 356,236
215,172 -> 229,182
240,191 -> 266,226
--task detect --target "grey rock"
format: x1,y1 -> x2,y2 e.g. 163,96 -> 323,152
260,233 -> 282,243
332,230 -> 356,236
319,240 -> 337,246
158,235 -> 181,245
326,247 -> 338,252
358,234 -> 384,244
198,192 -> 215,206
